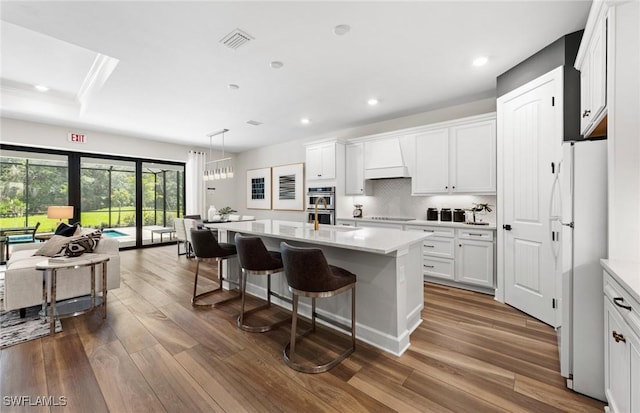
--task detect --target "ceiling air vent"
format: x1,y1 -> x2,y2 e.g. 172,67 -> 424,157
246,120 -> 262,126
220,29 -> 254,50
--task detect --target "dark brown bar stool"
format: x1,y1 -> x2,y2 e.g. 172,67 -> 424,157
280,242 -> 356,374
234,234 -> 290,332
190,228 -> 240,307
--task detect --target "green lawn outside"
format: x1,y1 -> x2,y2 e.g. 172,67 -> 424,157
0,208 -> 178,232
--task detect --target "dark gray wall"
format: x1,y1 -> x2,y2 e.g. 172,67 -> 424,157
497,30 -> 584,141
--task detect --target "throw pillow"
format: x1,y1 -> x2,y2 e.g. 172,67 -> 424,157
54,222 -> 78,237
34,235 -> 71,257
64,231 -> 102,257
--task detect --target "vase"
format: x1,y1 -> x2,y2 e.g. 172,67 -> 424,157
207,205 -> 217,221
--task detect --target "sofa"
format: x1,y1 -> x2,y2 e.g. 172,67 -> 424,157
3,237 -> 121,312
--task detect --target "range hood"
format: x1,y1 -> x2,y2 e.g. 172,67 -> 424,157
363,137 -> 410,180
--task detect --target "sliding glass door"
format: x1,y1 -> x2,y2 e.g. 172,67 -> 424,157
1,143 -> 185,249
80,158 -> 137,248
142,162 -> 184,245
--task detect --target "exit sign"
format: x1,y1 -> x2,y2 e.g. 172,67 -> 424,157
68,132 -> 87,143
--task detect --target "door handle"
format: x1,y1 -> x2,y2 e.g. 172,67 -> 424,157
503,224 -> 512,231
612,331 -> 626,343
614,297 -> 632,311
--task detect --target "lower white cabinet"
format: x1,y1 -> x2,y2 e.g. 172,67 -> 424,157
407,225 -> 495,290
457,238 -> 494,288
603,269 -> 640,413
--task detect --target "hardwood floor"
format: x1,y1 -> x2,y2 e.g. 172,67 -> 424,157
1,245 -> 606,412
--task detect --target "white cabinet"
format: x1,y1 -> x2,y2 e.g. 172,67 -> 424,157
345,143 -> 367,195
603,269 -> 640,413
406,225 -> 495,291
306,142 -> 336,180
450,120 -> 496,193
413,129 -> 449,194
412,115 -> 496,195
576,1 -> 608,137
457,239 -> 494,289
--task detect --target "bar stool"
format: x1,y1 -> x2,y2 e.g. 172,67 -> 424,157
234,234 -> 290,332
189,228 -> 240,307
280,242 -> 356,373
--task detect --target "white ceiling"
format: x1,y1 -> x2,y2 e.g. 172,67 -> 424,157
0,1 -> 590,152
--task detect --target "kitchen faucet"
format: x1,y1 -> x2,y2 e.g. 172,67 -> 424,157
314,196 -> 327,230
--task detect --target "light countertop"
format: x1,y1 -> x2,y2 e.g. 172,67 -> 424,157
601,259 -> 640,304
205,219 -> 430,255
338,217 -> 497,230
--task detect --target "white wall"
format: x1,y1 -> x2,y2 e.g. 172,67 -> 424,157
608,1 -> 640,261
0,117 -> 212,162
2,97 -> 497,223
227,97 -> 496,221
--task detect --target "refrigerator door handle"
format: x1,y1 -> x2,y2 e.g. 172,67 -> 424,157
549,162 -> 563,266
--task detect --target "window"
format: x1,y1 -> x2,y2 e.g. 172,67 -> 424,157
0,150 -> 68,232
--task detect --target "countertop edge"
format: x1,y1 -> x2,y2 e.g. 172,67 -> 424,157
208,222 -> 430,255
601,259 -> 640,304
337,217 -> 497,230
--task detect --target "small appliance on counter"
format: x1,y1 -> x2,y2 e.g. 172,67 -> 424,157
353,204 -> 363,218
440,208 -> 452,221
426,208 -> 438,221
453,209 -> 466,222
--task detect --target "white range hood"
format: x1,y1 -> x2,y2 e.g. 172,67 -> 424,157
363,137 -> 410,180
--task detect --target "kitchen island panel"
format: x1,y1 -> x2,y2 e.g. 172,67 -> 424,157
215,223 -> 424,356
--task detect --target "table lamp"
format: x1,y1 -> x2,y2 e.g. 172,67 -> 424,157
47,206 -> 74,225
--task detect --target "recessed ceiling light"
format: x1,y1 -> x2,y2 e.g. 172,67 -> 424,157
472,56 -> 488,67
270,61 -> 284,69
367,98 -> 379,106
34,84 -> 49,92
334,24 -> 351,36
228,84 -> 239,90
300,118 -> 310,125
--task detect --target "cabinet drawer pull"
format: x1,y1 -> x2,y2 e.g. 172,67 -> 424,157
424,245 -> 435,248
424,265 -> 435,269
612,331 -> 626,343
424,230 -> 434,232
614,297 -> 632,311
468,233 -> 484,237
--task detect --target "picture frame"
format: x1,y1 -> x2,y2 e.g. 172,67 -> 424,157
272,163 -> 304,211
246,167 -> 272,210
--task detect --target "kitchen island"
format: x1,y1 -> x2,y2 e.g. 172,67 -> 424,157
205,219 -> 429,355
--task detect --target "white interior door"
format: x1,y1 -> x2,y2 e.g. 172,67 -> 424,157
499,67 -> 562,326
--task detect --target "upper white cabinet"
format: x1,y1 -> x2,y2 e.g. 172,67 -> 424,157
345,143 -> 366,195
451,120 -> 496,193
306,142 -> 336,180
412,115 -> 496,195
576,1 -> 608,137
413,129 -> 449,194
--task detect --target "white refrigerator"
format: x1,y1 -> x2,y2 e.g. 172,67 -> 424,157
554,139 -> 607,401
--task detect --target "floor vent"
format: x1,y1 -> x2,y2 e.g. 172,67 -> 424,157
246,120 -> 262,126
220,29 -> 254,50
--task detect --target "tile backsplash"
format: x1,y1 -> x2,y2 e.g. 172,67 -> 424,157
350,178 -> 496,223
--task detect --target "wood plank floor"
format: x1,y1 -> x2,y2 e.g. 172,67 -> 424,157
1,245 -> 606,412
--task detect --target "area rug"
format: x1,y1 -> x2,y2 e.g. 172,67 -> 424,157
0,277 -> 62,349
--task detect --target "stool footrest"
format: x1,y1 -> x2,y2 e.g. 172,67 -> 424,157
283,336 -> 355,374
192,285 -> 241,307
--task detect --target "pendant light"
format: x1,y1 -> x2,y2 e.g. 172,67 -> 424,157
203,129 -> 234,180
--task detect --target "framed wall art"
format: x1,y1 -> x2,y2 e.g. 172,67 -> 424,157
272,163 -> 304,211
246,167 -> 272,209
